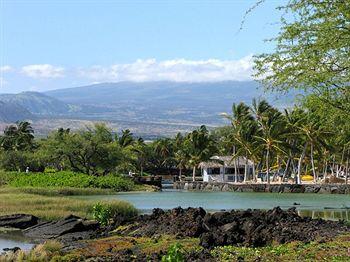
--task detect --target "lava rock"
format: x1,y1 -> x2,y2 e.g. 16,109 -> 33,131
23,215 -> 100,243
118,206 -> 350,249
0,214 -> 38,229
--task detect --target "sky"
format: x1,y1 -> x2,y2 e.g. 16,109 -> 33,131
0,0 -> 285,93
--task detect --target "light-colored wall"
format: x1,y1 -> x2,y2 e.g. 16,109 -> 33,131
202,166 -> 253,182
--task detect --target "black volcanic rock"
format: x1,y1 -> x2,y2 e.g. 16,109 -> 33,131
118,207 -> 350,248
23,215 -> 100,243
0,214 -> 39,229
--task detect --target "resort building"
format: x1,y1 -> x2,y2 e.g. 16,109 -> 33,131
199,156 -> 254,183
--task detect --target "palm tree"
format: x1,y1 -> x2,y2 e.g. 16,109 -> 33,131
253,103 -> 287,186
221,102 -> 255,182
0,121 -> 34,151
132,138 -> 148,176
292,111 -> 331,184
173,133 -> 187,181
118,129 -> 134,148
186,125 -> 216,181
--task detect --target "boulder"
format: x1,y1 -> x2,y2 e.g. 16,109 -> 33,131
23,215 -> 99,243
0,214 -> 38,229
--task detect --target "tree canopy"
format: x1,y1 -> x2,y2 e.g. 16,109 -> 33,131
254,0 -> 350,113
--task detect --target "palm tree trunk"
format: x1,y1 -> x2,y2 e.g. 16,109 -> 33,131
282,157 -> 291,182
297,142 -> 308,184
179,168 -> 182,182
192,166 -> 196,182
233,146 -> 238,183
345,156 -> 349,185
310,143 -> 317,183
266,149 -> 270,187
252,160 -> 257,182
244,155 -> 248,182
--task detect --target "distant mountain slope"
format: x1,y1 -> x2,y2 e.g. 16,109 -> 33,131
45,81 -> 295,125
0,91 -> 73,115
46,81 -> 265,106
0,101 -> 35,122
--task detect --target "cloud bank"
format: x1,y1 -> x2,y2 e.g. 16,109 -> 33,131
0,65 -> 13,73
21,64 -> 65,79
1,56 -> 254,92
78,56 -> 254,82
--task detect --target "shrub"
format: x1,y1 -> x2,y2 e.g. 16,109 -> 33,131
162,243 -> 185,262
92,202 -> 111,226
0,171 -> 135,191
91,201 -> 138,226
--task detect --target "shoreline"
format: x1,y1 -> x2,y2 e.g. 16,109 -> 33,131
174,181 -> 350,194
1,207 -> 349,261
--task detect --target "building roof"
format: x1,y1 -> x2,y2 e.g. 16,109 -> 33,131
199,156 -> 254,168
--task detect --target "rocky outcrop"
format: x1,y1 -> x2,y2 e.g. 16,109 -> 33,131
0,214 -> 38,229
173,182 -> 350,194
118,207 -> 350,248
23,215 -> 100,244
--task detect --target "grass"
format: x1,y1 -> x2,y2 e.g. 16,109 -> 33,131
0,186 -> 117,196
26,234 -> 349,261
0,188 -> 137,221
1,171 -> 136,191
0,240 -> 68,262
74,234 -> 200,259
211,234 -> 350,262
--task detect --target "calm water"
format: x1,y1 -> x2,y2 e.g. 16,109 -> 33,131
2,190 -> 348,252
0,228 -> 34,253
76,189 -> 350,221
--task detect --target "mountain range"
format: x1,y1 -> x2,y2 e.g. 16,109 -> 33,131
0,81 -> 297,136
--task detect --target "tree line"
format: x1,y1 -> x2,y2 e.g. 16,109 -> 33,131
0,97 -> 349,185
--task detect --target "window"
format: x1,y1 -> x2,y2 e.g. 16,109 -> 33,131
225,168 -> 235,174
207,168 -> 220,175
227,175 -> 234,181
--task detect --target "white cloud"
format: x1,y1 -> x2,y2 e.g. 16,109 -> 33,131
22,64 -> 65,79
78,56 -> 254,82
0,65 -> 13,73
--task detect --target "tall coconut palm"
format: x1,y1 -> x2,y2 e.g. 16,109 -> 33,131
253,103 -> 288,186
173,133 -> 187,181
186,125 -> 217,181
154,138 -> 174,169
221,102 -> 255,182
292,111 -> 331,184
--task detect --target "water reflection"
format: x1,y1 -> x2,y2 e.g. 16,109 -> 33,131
299,209 -> 350,221
74,190 -> 350,222
0,228 -> 34,252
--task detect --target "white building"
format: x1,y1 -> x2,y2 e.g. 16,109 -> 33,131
199,156 -> 254,183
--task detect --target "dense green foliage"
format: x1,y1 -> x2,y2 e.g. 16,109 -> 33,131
162,243 -> 185,262
0,171 -> 135,191
254,0 -> 350,114
0,104 -> 349,185
92,201 -> 138,226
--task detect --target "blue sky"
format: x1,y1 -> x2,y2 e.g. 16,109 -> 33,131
0,0 -> 285,93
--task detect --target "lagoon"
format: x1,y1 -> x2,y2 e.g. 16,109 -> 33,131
0,229 -> 34,254
75,189 -> 350,221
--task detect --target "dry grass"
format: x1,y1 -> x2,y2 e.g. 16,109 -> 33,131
74,235 -> 200,258
0,240 -> 64,262
0,188 -> 137,221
